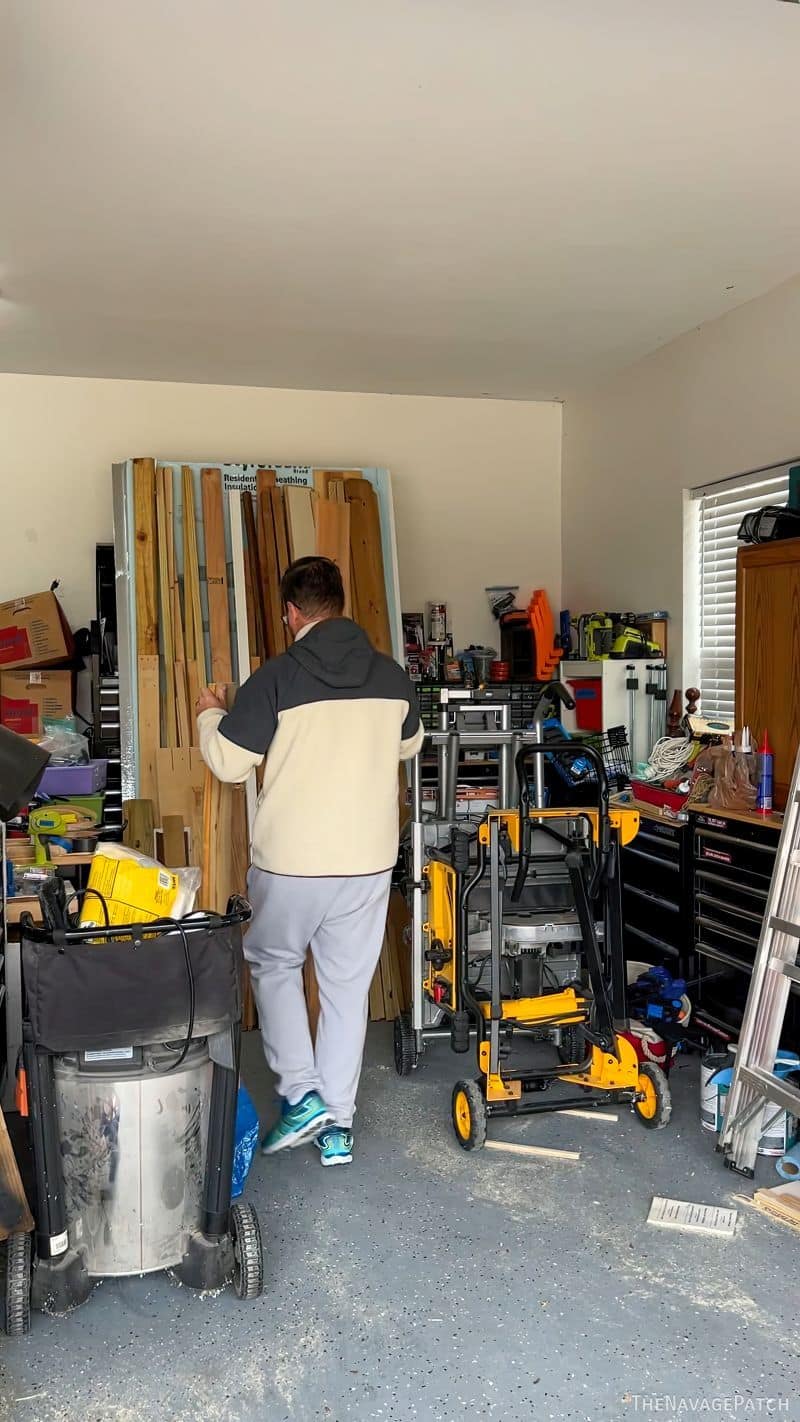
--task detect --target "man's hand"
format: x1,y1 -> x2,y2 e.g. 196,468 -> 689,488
196,686 -> 228,716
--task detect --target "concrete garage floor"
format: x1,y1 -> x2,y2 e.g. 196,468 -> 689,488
3,1028 -> 798,1422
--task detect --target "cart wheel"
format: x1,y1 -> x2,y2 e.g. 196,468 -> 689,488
634,1062 -> 672,1130
3,1231 -> 32,1336
230,1203 -> 264,1301
394,1013 -> 417,1077
452,1080 -> 487,1151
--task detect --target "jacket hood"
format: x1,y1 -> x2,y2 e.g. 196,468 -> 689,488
287,618 -> 375,688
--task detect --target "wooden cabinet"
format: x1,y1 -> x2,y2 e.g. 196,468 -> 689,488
735,536 -> 800,810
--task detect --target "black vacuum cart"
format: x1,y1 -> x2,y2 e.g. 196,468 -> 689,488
12,896 -> 263,1329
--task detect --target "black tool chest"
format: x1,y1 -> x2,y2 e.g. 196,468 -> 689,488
620,813 -> 693,975
690,809 -> 800,1042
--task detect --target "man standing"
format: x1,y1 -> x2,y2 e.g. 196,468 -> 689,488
196,556 -> 423,1166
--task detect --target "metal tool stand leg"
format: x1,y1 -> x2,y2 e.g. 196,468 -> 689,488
720,744 -> 800,1176
566,852 -> 616,1053
645,665 -> 656,756
626,666 -> 638,767
488,820 -> 504,1082
410,753 -> 426,1049
176,1024 -> 239,1289
604,831 -> 629,1028
24,1036 -> 92,1313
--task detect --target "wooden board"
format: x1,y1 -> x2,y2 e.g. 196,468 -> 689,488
122,798 -> 156,856
155,465 -> 178,746
156,747 -> 205,870
242,492 -> 267,663
285,485 -> 317,560
315,497 -> 351,616
160,814 -> 188,868
200,768 -> 221,911
201,468 -> 233,685
271,485 -> 291,578
133,457 -> 158,654
0,1107 -> 34,1241
256,471 -> 283,656
137,653 -> 161,814
304,952 -> 321,1042
346,478 -> 392,654
314,470 -> 362,499
182,466 -> 206,681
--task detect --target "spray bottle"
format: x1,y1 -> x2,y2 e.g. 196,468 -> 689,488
757,730 -> 774,814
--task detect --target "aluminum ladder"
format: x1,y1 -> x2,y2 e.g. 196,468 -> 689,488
719,740 -> 800,1177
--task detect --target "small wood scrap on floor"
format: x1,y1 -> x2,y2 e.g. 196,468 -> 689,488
484,1140 -> 581,1162
749,1180 -> 800,1234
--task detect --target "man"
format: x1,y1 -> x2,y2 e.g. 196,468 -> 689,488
196,555 -> 424,1167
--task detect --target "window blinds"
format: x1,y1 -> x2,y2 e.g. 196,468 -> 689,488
690,465 -> 791,721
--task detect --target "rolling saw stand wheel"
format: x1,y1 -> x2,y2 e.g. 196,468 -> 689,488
393,1013 -> 418,1077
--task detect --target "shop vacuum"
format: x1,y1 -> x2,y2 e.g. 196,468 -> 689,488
10,879 -> 263,1331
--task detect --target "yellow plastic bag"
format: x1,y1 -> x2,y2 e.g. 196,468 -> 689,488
79,844 -> 200,927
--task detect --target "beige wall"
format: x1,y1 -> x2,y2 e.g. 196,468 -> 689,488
562,273 -> 800,676
0,374 -> 562,651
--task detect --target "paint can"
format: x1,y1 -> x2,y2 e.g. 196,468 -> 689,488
700,1046 -> 800,1156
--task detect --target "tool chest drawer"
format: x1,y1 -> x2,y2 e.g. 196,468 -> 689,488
690,809 -> 788,1035
621,814 -> 692,973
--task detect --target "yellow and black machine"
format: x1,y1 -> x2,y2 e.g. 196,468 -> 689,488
394,682 -> 672,1149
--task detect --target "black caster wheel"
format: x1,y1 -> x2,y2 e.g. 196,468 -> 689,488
450,1010 -> 470,1054
451,1080 -> 487,1151
634,1062 -> 672,1130
230,1203 -> 264,1301
3,1231 -> 32,1336
394,1013 -> 417,1076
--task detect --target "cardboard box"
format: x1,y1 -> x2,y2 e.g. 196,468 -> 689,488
0,669 -> 74,736
0,590 -> 74,671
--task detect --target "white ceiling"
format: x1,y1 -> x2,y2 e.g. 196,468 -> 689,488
2,0 -> 799,399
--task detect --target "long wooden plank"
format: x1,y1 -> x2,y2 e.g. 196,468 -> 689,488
137,653 -> 161,813
271,485 -> 291,577
304,952 -> 321,1042
201,468 -> 233,684
270,486 -> 291,652
242,493 -> 267,663
160,814 -> 188,868
346,478 -> 392,654
484,1140 -> 581,1162
164,467 -> 192,748
285,485 -> 317,561
155,465 -> 178,746
182,466 -> 206,680
122,798 -> 156,856
0,1107 -> 34,1240
256,471 -> 282,657
156,747 -> 205,870
133,458 -> 159,654
315,497 -> 351,616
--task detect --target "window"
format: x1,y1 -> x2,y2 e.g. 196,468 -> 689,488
688,462 -> 792,721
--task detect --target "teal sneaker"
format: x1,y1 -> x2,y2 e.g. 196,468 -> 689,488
261,1091 -> 334,1155
315,1126 -> 354,1167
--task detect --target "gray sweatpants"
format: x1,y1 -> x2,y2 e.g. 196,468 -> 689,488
244,866 -> 392,1128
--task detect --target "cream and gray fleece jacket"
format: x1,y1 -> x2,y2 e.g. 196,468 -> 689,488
198,618 -> 424,877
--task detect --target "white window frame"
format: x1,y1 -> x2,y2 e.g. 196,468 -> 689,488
684,460 -> 795,722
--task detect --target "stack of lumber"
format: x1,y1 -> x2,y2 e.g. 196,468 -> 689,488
131,459 -> 257,1027
129,460 -> 409,1026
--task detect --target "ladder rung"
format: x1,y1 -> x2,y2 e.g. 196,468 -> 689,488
769,915 -> 800,939
768,956 -> 800,986
740,1065 -> 800,1117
